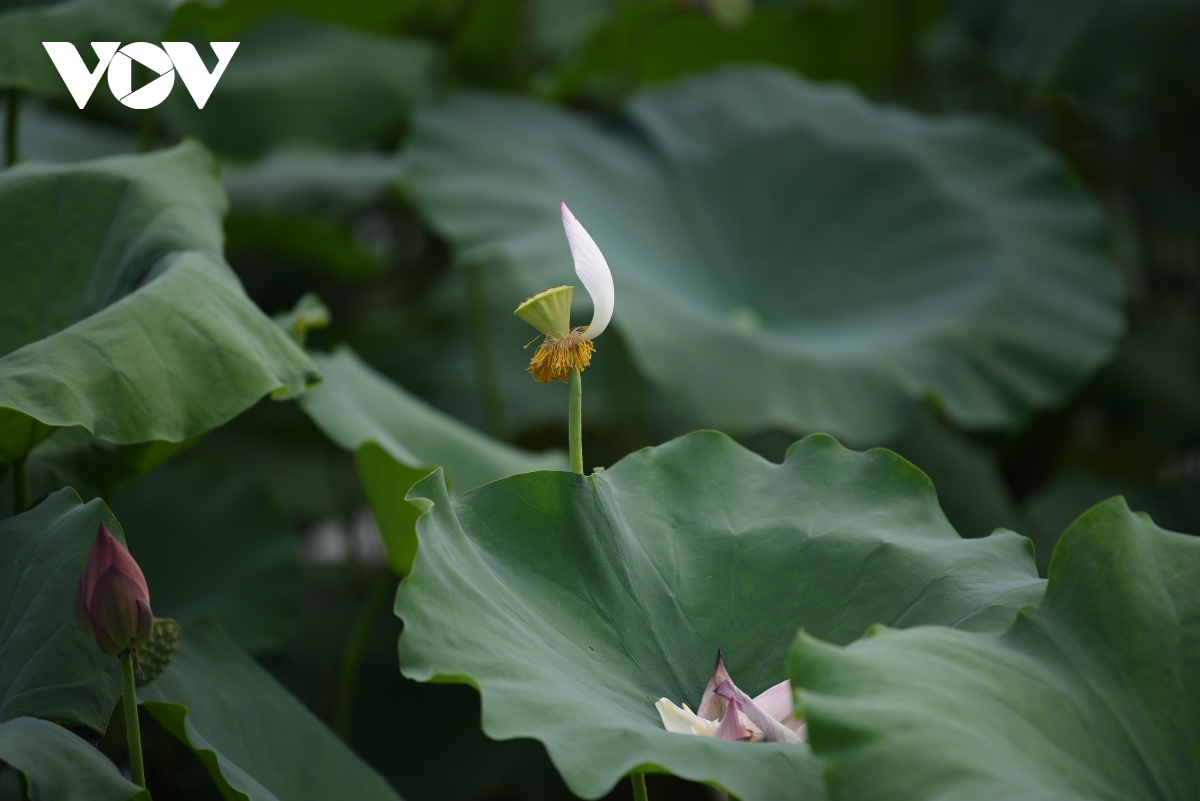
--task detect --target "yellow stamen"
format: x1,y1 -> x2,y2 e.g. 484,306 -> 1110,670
527,327 -> 595,383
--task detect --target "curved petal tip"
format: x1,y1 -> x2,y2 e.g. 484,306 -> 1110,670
560,201 -> 614,341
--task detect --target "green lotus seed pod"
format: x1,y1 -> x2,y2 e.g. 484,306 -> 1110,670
515,284 -> 574,339
136,618 -> 182,687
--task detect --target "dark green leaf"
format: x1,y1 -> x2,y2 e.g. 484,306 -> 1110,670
139,618 -> 403,801
0,96 -> 136,164
190,398 -> 366,523
396,432 -> 1045,799
112,463 -> 300,653
954,0 -> 1199,104
530,0 -> 607,61
790,497 -> 1199,801
1094,305 -> 1200,449
0,0 -> 178,97
299,347 -> 566,573
887,407 -> 1028,540
0,717 -> 147,801
161,13 -> 434,158
222,150 -> 405,279
29,426 -> 200,496
547,0 -> 944,100
409,67 -> 1124,441
1026,470 -> 1199,574
223,150 -> 403,217
261,565 -> 576,801
0,489 -> 123,732
0,142 -> 319,463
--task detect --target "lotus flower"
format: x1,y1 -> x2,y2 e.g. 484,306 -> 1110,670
75,524 -> 154,657
655,651 -> 807,744
514,201 -> 615,382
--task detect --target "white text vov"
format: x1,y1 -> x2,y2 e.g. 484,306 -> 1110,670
42,42 -> 239,110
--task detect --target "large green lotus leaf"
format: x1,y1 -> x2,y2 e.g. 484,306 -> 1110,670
0,489 -> 124,732
0,717 -> 148,801
789,497 -> 1199,801
395,431 -> 1045,799
299,346 -> 566,574
161,12 -> 434,158
139,618 -> 402,801
408,67 -> 1124,442
112,463 -> 300,652
0,0 -> 179,96
0,142 -> 319,463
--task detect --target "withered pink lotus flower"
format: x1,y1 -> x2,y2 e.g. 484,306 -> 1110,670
74,524 -> 153,657
654,651 -> 807,744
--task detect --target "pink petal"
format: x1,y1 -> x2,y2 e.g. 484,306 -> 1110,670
107,536 -> 150,604
716,679 -> 805,744
697,650 -> 732,721
78,524 -> 117,603
89,570 -> 147,656
752,679 -> 806,734
714,694 -> 752,741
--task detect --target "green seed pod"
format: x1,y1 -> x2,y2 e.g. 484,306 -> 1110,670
515,284 -> 574,339
136,618 -> 183,687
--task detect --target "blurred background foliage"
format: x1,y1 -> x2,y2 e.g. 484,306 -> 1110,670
0,0 -> 1197,798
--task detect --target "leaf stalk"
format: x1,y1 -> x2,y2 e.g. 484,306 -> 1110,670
631,771 -> 649,801
333,572 -> 392,740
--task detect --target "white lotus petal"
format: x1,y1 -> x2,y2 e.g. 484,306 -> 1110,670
560,201 -> 614,341
656,698 -> 716,736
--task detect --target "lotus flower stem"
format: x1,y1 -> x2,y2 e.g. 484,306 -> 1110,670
569,369 -> 583,474
11,456 -> 29,514
4,89 -> 18,167
333,572 -> 392,740
631,771 -> 649,801
120,651 -> 147,787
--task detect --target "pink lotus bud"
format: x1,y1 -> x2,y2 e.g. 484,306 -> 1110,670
74,524 -> 153,656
